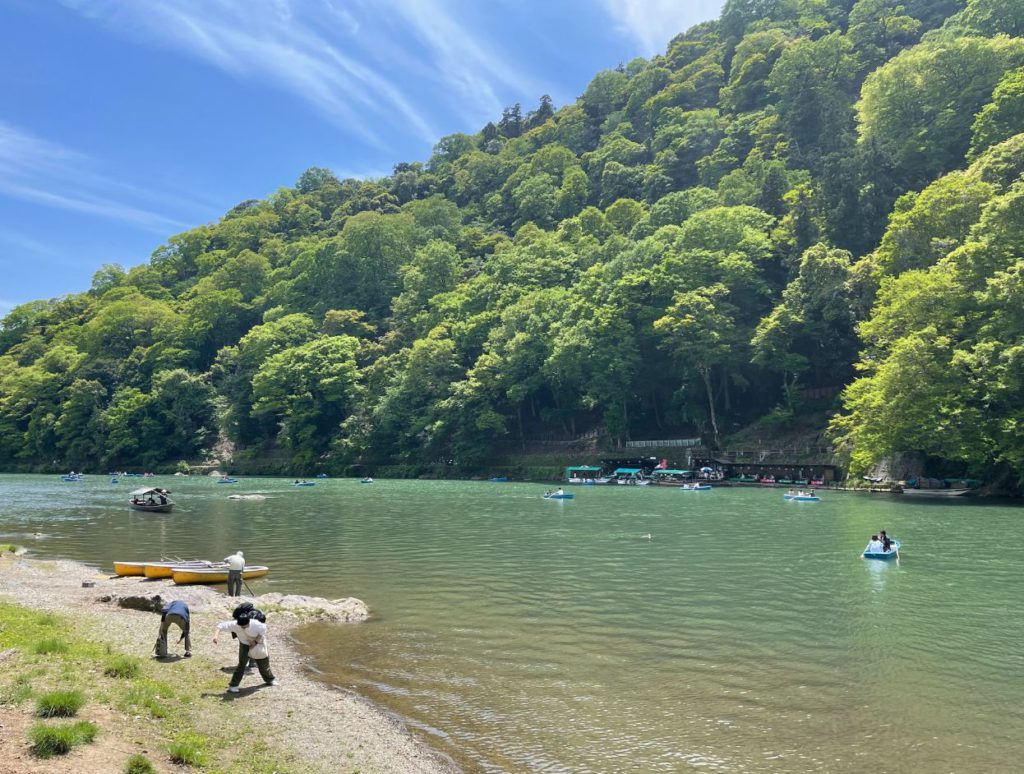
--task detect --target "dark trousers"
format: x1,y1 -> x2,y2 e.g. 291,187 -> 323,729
230,643 -> 275,687
227,569 -> 242,596
158,614 -> 191,653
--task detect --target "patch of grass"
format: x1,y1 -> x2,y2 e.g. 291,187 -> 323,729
124,683 -> 170,719
104,655 -> 141,679
124,753 -> 157,774
0,543 -> 18,552
33,637 -> 69,655
36,689 -> 85,717
28,720 -> 98,758
1,672 -> 35,704
168,732 -> 209,767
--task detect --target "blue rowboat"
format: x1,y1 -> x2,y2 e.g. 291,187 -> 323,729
544,493 -> 575,500
489,476 -> 509,482
61,475 -> 83,482
216,478 -> 238,484
294,482 -> 316,487
864,540 -> 901,560
783,493 -> 820,501
360,477 -> 374,483
680,484 -> 711,491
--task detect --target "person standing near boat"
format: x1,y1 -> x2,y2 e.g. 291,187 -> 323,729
155,599 -> 191,658
224,550 -> 245,597
213,613 -> 277,692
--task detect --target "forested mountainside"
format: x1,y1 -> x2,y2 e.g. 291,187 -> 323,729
2,0 -> 1024,482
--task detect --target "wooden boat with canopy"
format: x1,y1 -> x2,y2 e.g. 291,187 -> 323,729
129,487 -> 174,513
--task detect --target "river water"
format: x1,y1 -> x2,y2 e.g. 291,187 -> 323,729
2,475 -> 1022,772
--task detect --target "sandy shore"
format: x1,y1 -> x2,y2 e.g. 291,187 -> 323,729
0,554 -> 460,774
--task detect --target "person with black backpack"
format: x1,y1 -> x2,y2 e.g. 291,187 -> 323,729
231,602 -> 266,668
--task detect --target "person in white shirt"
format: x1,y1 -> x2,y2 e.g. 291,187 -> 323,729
864,535 -> 885,554
224,550 -> 245,596
213,614 -> 277,692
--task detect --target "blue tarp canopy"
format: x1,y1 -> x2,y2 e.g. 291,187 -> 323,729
613,468 -> 642,474
566,466 -> 603,472
651,469 -> 689,475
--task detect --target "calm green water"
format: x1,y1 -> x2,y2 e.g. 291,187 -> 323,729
2,475 -> 1023,772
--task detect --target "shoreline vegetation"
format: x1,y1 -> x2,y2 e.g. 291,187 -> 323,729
0,551 -> 459,774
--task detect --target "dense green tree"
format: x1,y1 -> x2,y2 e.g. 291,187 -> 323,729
857,35 -> 1024,188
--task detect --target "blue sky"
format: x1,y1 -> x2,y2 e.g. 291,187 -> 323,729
0,0 -> 723,316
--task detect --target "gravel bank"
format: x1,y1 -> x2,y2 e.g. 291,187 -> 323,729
0,554 -> 460,774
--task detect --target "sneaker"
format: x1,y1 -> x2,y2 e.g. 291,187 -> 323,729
227,686 -> 240,693
184,651 -> 192,658
267,679 -> 278,686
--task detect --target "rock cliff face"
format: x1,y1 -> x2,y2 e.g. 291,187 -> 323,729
865,453 -> 926,483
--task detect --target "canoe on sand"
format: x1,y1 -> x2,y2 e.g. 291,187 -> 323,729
142,561 -> 220,579
171,565 -> 269,585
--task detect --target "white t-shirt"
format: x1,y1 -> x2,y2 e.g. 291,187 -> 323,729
865,539 -> 885,553
225,553 -> 245,571
217,619 -> 267,647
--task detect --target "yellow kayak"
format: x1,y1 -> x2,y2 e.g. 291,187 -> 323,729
113,561 -> 147,576
142,561 -> 219,579
171,565 -> 269,585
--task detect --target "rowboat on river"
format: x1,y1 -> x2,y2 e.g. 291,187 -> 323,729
129,487 -> 174,513
863,540 -> 901,560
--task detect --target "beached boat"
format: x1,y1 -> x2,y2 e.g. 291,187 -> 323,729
863,540 -> 901,560
783,492 -> 820,502
680,483 -> 712,491
544,492 -> 575,500
142,560 -> 219,579
113,561 -> 148,576
171,565 -> 269,585
128,487 -> 174,513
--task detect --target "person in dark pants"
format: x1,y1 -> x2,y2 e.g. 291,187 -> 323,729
213,614 -> 277,692
156,599 -> 192,657
224,549 -> 245,596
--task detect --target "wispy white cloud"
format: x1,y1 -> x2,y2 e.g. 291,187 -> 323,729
600,0 -> 722,55
60,0 -> 430,147
375,0 -> 542,123
61,0 -> 543,148
0,229 -> 61,257
0,121 -> 196,231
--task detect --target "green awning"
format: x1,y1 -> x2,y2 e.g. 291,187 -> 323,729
613,468 -> 642,474
651,469 -> 688,475
566,466 -> 603,473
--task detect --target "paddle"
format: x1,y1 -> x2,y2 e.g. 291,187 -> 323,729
243,579 -> 255,596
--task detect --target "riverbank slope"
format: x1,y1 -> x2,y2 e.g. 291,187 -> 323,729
0,553 -> 458,773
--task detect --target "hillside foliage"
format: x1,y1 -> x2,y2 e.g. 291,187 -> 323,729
3,0 -> 1024,482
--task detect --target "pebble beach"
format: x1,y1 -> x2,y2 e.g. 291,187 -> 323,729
0,552 -> 460,773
